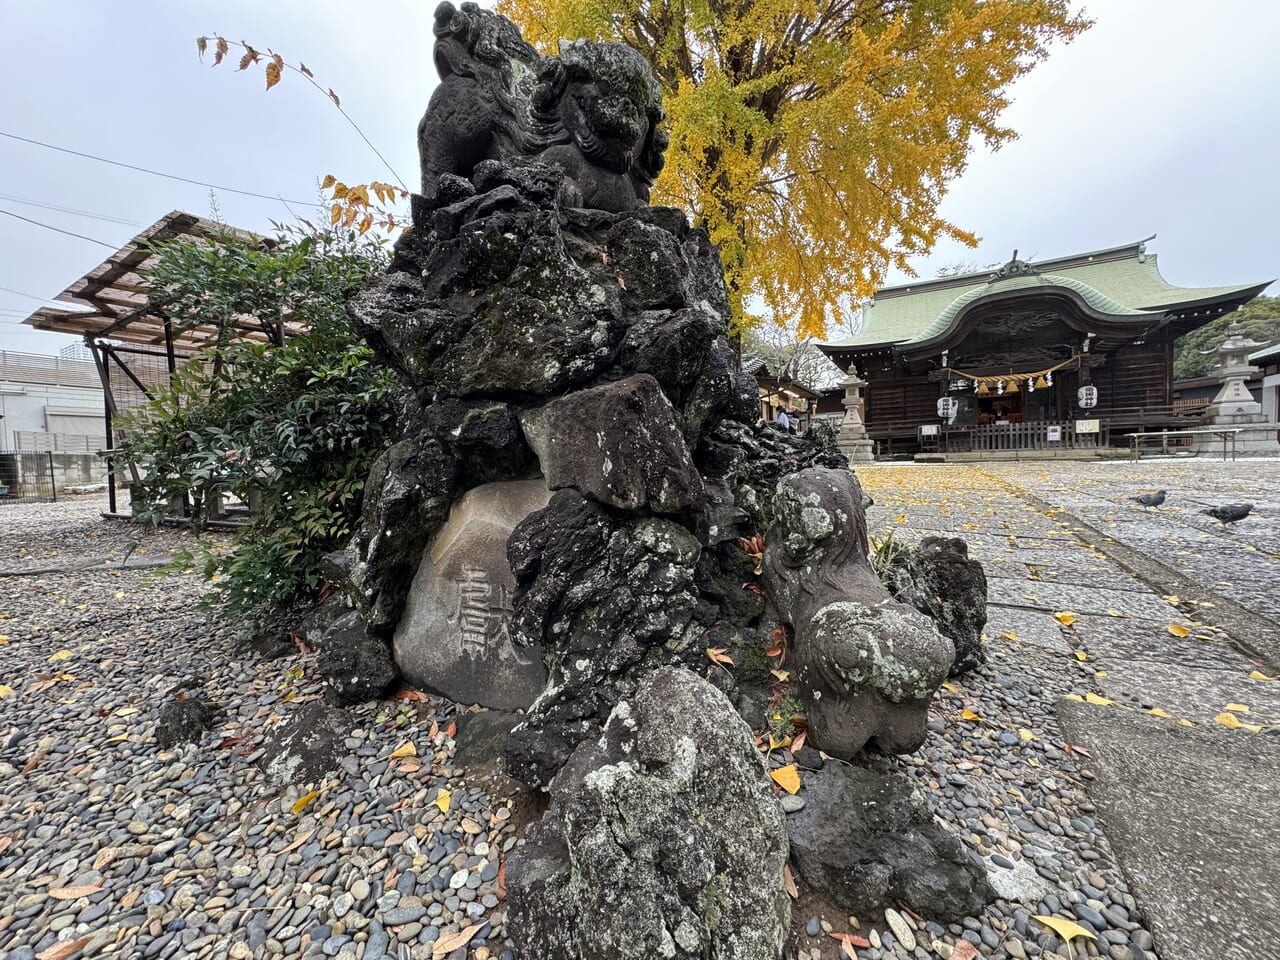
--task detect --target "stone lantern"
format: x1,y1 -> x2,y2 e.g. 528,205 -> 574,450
1192,320 -> 1280,455
837,370 -> 875,462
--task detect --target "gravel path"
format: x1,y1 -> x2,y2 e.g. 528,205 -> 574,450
0,499 -> 517,960
3,466 -> 1272,960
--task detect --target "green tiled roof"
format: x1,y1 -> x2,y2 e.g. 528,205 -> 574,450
821,239 -> 1270,352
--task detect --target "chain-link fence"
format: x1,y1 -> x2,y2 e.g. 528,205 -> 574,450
0,451 -> 57,505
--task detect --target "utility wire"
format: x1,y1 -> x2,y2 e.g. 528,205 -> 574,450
0,285 -> 63,304
0,192 -> 143,227
1,209 -> 117,249
1,131 -> 318,206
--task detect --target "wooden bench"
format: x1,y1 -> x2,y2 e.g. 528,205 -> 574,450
1127,427 -> 1244,461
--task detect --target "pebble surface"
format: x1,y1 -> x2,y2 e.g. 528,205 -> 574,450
6,461 -> 1269,960
0,496 -> 517,960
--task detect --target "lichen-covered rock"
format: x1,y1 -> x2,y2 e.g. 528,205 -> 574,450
886,536 -> 988,674
763,468 -> 954,758
504,491 -> 706,787
155,699 -> 217,750
259,702 -> 351,787
507,667 -> 789,960
520,373 -> 705,513
787,762 -> 993,921
340,423 -> 460,633
314,610 -> 399,706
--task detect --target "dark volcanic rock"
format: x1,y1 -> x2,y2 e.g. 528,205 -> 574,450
520,374 -> 705,513
155,699 -> 216,749
507,667 -> 789,960
342,424 -> 459,632
787,762 -> 993,922
887,535 -> 988,674
504,491 -> 705,787
260,702 -> 351,787
452,709 -> 521,768
314,610 -> 399,706
763,468 -> 954,759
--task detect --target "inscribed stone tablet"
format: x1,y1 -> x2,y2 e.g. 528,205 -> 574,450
393,479 -> 550,709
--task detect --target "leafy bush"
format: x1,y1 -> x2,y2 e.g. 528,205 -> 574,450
117,224 -> 397,625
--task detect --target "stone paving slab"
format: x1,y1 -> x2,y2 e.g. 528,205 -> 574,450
981,607 -> 1074,655
1095,661 -> 1280,726
986,579 -> 1181,621
1057,699 -> 1280,960
1070,615 -> 1250,672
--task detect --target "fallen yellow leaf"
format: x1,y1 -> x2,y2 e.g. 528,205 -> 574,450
0,685 -> 13,699
960,708 -> 982,722
1018,729 -> 1036,741
1000,630 -> 1017,642
389,742 -> 417,759
1148,708 -> 1173,719
1084,693 -> 1114,706
1248,670 -> 1278,682
1214,712 -> 1262,732
291,790 -> 318,814
941,681 -> 960,693
770,764 -> 801,794
1073,651 -> 1088,662
104,733 -> 128,744
48,649 -> 72,663
1053,612 -> 1078,626
1033,914 -> 1097,952
433,788 -> 451,814
1224,703 -> 1249,713
1167,624 -> 1190,638
1178,719 -> 1195,727
1106,609 -> 1125,618
1064,694 -> 1084,702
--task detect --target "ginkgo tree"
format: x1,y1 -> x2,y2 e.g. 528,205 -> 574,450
498,0 -> 1090,337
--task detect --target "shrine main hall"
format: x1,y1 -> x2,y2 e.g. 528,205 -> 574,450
818,238 -> 1270,455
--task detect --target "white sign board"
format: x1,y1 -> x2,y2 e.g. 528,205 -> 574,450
919,424 -> 940,437
1046,425 -> 1062,442
1075,419 -> 1100,434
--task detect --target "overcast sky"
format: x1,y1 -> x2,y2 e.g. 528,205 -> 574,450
2,0 -> 1277,356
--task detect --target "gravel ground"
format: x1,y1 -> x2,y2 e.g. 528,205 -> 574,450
0,497 -> 518,960
0,474 -> 1242,960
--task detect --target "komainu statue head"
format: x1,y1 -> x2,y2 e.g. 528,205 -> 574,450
762,468 -> 955,758
417,2 -> 669,213
529,39 -> 669,210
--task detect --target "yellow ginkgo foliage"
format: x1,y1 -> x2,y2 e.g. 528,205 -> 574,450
499,0 -> 1089,336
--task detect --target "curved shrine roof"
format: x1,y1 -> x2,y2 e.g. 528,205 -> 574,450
820,238 -> 1271,354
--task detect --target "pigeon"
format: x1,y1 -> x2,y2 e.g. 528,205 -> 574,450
1203,503 -> 1253,526
1131,490 -> 1166,508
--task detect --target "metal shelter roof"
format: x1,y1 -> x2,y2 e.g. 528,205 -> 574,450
21,210 -> 287,354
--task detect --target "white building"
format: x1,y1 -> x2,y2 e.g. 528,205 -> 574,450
0,350 -> 105,452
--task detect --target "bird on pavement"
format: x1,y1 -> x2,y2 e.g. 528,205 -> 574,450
1202,503 -> 1254,526
1131,490 -> 1166,508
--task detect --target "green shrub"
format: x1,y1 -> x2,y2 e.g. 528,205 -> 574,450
117,224 -> 397,625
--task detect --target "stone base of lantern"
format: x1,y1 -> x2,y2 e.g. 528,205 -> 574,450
1191,413 -> 1280,457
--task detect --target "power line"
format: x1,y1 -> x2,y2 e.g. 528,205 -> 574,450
1,209 -> 117,249
0,285 -> 62,303
0,130 -> 318,206
0,192 -> 142,227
